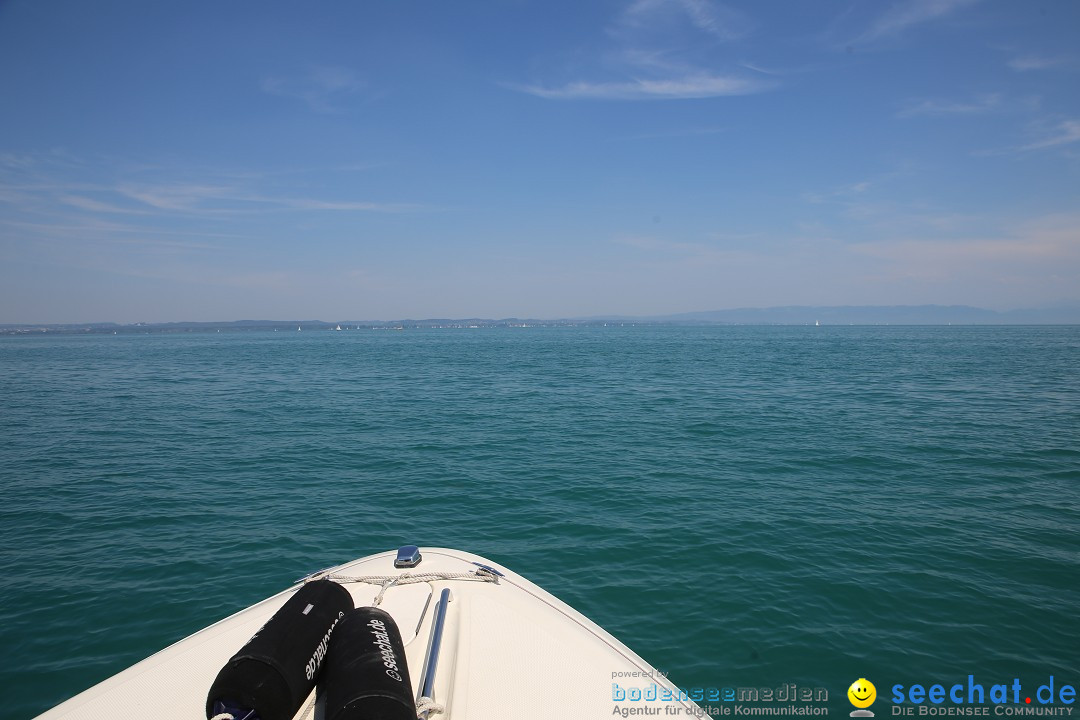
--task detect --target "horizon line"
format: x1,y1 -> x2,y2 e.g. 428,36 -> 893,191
3,302 -> 1080,328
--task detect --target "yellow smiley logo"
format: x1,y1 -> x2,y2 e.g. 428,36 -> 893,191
848,678 -> 877,709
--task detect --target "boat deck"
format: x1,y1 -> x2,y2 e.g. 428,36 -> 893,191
36,547 -> 698,720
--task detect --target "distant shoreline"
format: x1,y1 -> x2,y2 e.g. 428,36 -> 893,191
3,303 -> 1080,335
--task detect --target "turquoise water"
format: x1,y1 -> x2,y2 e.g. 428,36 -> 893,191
2,326 -> 1078,719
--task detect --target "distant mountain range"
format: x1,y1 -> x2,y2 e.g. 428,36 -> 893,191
640,303 -> 1080,325
3,304 -> 1079,334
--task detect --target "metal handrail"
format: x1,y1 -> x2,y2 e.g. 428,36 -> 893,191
418,587 -> 451,713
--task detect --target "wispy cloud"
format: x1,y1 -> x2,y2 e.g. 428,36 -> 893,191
514,74 -> 766,100
261,66 -> 365,113
1017,119 -> 1080,151
263,197 -> 421,213
852,237 -> 1068,266
613,235 -> 707,254
803,180 -> 874,205
802,169 -> 912,205
116,183 -> 237,212
832,212 -> 1080,308
511,0 -> 767,101
1008,54 -> 1070,72
0,152 -> 427,279
110,183 -> 420,215
58,194 -> 151,215
975,118 -> 1080,155
898,93 -> 1001,118
850,214 -> 1080,275
0,148 -> 84,172
612,125 -> 727,141
0,152 -> 43,171
1,218 -> 228,250
853,0 -> 982,45
3,170 -> 421,219
736,60 -> 827,77
615,0 -> 752,42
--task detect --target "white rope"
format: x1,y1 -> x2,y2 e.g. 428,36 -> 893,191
318,569 -> 494,607
208,691 -> 316,720
296,693 -> 318,720
323,570 -> 498,586
371,575 -> 401,607
209,707 -> 260,720
416,696 -> 445,717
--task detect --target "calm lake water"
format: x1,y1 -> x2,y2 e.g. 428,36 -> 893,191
2,325 -> 1078,719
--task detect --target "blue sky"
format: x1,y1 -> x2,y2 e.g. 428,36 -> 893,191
1,0 -> 1078,322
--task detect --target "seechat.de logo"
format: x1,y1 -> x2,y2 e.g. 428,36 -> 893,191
850,678 -> 878,717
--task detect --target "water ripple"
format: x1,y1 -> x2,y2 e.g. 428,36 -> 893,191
2,326 -> 1078,718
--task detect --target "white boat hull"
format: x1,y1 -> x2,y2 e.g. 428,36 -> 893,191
36,547 -> 700,719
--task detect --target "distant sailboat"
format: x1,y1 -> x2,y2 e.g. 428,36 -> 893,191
335,324 -> 342,331
297,325 -> 301,332
815,320 -> 820,326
